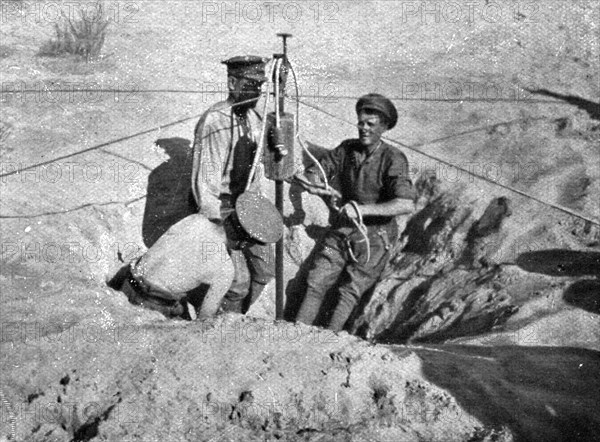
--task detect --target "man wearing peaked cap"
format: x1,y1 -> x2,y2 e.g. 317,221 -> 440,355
219,55 -> 269,106
222,55 -> 269,81
355,93 -> 398,130
190,55 -> 276,316
293,93 -> 416,332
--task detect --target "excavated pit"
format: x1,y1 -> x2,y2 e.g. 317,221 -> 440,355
2,2 -> 600,440
1,118 -> 599,441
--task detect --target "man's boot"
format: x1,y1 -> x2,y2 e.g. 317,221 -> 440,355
219,291 -> 244,314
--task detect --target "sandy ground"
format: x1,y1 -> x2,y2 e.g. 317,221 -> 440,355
1,0 -> 599,440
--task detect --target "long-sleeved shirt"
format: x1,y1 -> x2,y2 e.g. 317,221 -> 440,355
191,100 -> 263,220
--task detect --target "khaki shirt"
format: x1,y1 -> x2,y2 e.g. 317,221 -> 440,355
308,139 -> 415,225
191,100 -> 263,220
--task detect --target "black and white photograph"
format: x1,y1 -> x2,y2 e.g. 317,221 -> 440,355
1,1 -> 599,440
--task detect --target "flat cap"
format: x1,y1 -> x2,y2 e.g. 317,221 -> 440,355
222,55 -> 269,82
356,93 -> 398,130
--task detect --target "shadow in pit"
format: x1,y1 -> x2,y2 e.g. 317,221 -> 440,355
283,245 -> 314,321
563,279 -> 600,314
405,344 -> 600,442
525,88 -> 600,121
142,137 -> 197,248
515,249 -> 600,278
282,140 -> 341,322
283,226 -> 358,327
283,228 -> 341,324
368,279 -> 434,344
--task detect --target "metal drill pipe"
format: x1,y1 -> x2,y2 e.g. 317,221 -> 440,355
275,33 -> 291,320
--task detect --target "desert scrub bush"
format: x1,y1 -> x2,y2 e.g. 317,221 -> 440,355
38,1 -> 109,62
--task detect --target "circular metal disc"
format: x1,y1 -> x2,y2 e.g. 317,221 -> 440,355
235,192 -> 283,244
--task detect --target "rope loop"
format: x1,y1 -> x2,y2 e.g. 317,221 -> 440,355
340,200 -> 371,265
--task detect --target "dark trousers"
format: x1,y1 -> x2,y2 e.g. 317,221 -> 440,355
221,230 -> 275,312
217,199 -> 275,312
296,221 -> 397,331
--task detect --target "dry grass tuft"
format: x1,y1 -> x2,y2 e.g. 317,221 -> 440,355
38,1 -> 109,62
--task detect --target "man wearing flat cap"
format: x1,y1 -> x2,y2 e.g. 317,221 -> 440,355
294,93 -> 415,331
191,55 -> 275,314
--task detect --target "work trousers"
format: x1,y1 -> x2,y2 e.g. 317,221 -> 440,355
296,221 -> 397,331
220,208 -> 275,312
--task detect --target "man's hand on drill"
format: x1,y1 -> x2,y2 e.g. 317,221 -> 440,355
293,173 -> 342,199
340,202 -> 360,220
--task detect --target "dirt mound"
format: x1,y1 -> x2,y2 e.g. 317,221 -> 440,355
1,316 -> 485,442
342,114 -> 600,346
1,1 -> 599,441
